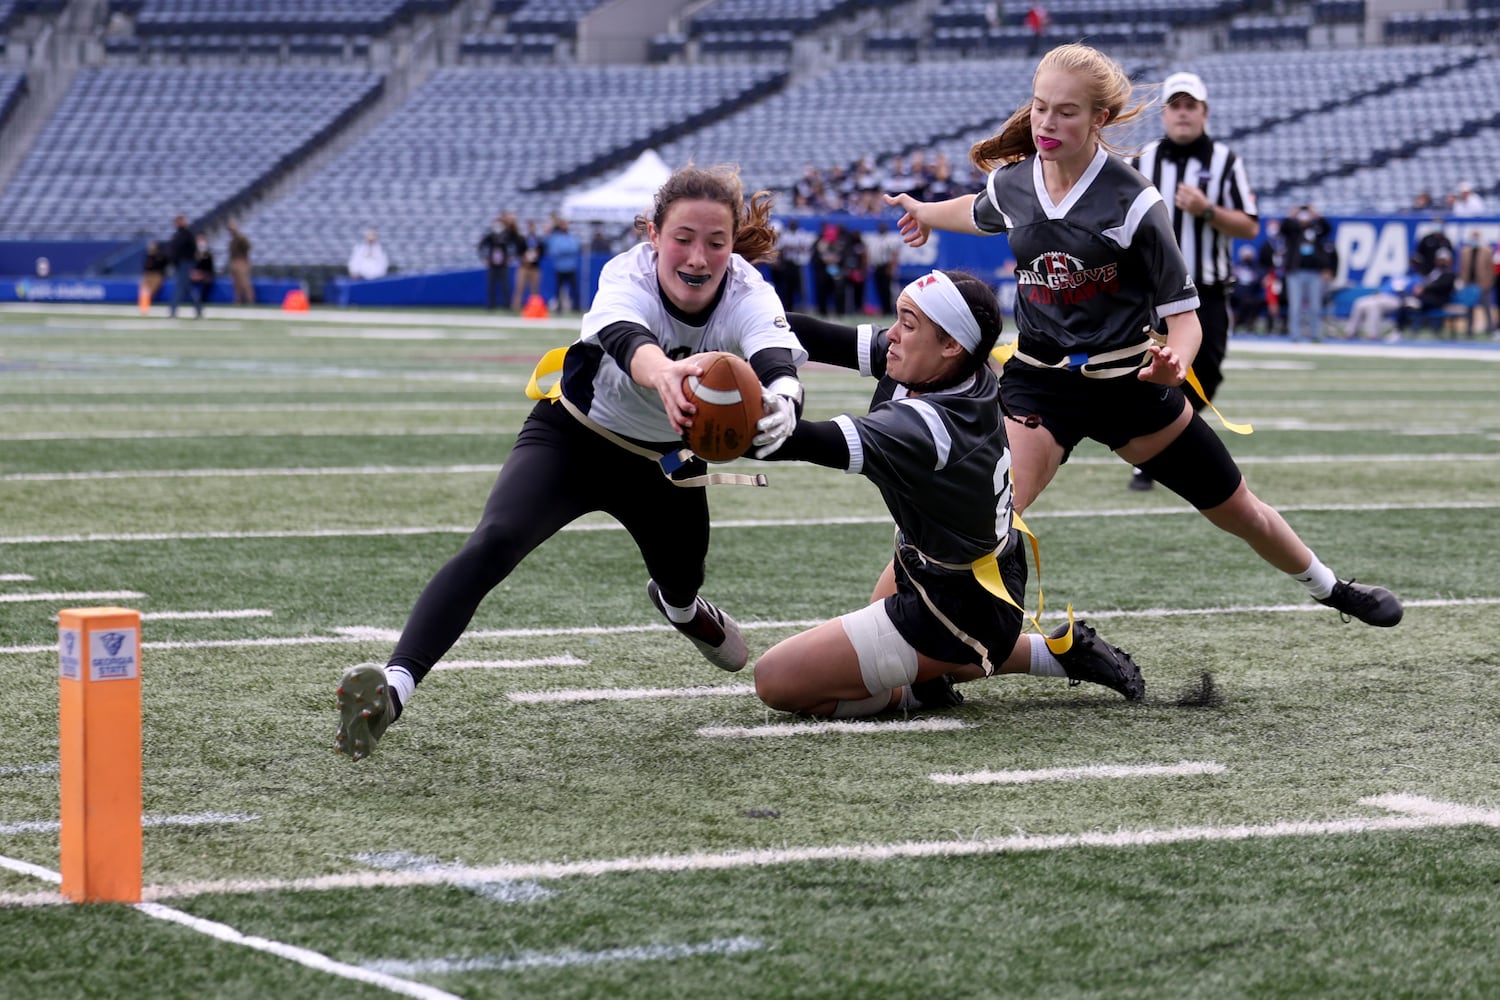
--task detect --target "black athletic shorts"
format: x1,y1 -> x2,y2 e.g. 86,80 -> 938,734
1000,358 -> 1189,455
886,528 -> 1028,668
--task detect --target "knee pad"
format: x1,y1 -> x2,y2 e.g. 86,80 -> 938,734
840,601 -> 919,694
1136,413 -> 1243,510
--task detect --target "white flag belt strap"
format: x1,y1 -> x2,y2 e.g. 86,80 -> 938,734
556,394 -> 767,489
1010,337 -> 1154,379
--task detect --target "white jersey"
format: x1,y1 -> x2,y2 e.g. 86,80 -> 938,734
572,242 -> 805,442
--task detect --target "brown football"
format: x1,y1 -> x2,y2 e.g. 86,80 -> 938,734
682,352 -> 762,462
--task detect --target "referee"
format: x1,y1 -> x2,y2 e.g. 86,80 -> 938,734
1128,71 -> 1259,491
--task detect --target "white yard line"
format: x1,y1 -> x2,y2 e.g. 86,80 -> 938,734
432,656 -> 587,671
3,499 -> 1499,548
2,452 -> 1496,484
366,937 -> 765,976
930,761 -> 1226,785
1,794 -> 1491,909
2,598 -> 1497,657
699,719 -> 972,738
508,684 -> 757,704
0,813 -> 259,836
0,590 -> 144,603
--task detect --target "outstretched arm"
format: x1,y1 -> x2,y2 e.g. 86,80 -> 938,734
884,192 -> 982,247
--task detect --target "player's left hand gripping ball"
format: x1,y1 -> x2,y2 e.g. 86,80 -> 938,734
682,352 -> 763,462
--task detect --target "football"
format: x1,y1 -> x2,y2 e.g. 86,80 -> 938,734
682,352 -> 762,462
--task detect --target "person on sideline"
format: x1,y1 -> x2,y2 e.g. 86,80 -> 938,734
1278,203 -> 1338,342
226,219 -> 253,304
167,214 -> 200,318
753,270 -> 1144,718
336,165 -> 810,761
1126,70 -> 1260,491
884,43 -> 1403,635
348,228 -> 390,280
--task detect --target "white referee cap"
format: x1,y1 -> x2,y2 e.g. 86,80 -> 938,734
1163,72 -> 1208,103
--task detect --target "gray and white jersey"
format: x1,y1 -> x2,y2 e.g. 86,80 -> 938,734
972,146 -> 1199,364
570,242 -> 804,442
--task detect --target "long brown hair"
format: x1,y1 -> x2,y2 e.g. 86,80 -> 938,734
634,163 -> 779,264
970,43 -> 1152,172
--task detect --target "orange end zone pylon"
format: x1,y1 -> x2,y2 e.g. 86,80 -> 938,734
58,607 -> 143,903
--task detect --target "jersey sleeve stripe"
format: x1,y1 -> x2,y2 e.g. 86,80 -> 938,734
833,414 -> 864,475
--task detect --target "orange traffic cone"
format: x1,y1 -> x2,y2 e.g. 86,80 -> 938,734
521,294 -> 550,319
282,289 -> 309,312
137,287 -> 151,315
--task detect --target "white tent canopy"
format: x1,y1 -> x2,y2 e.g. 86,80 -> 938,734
560,149 -> 672,224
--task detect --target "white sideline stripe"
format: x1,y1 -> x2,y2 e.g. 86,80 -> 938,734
3,597 -> 1499,657
0,794 -> 1486,909
0,590 -> 144,603
2,453 -> 1495,484
700,719 -> 971,738
136,905 -> 464,1000
0,812 -> 259,836
0,573 -> 33,581
433,655 -> 587,671
0,427 -> 506,442
510,684 -> 757,704
5,498 -> 1500,547
140,609 -> 272,621
367,936 -> 765,976
0,761 -> 57,776
0,858 -> 461,998
930,761 -> 1226,785
0,464 -> 501,483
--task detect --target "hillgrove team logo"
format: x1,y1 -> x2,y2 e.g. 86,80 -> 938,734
1016,250 -> 1119,306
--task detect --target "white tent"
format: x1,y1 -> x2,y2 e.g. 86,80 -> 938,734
560,149 -> 672,224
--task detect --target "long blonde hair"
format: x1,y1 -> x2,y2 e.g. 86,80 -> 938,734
634,163 -> 779,265
970,43 -> 1152,172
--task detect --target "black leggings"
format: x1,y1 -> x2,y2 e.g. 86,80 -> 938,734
389,400 -> 711,681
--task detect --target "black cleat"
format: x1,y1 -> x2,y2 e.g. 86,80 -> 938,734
647,579 -> 748,672
334,664 -> 398,761
1052,621 -> 1145,701
1128,469 -> 1154,491
1317,578 -> 1403,627
909,674 -> 964,710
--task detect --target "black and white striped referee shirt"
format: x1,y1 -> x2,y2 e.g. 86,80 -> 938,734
1131,136 -> 1258,290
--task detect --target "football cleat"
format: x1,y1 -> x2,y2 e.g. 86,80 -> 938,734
648,580 -> 748,672
334,664 -> 398,761
1317,578 -> 1403,627
909,674 -> 964,710
1052,621 -> 1145,701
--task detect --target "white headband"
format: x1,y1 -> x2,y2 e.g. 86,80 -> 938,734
901,271 -> 983,354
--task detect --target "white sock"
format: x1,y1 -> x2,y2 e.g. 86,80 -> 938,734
656,590 -> 698,624
833,690 -> 893,717
1029,638 -> 1068,678
385,664 -> 416,713
1291,555 -> 1338,599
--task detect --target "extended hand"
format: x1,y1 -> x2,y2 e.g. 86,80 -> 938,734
752,387 -> 797,458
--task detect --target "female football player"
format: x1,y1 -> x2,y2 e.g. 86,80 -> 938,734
752,270 -> 1144,718
884,43 -> 1402,632
336,164 -> 808,760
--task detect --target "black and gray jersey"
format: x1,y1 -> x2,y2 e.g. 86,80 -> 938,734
831,327 -> 1013,567
972,146 -> 1199,364
1132,136 -> 1258,288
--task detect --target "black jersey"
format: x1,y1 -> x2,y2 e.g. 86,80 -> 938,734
972,147 -> 1199,364
836,327 -> 1014,567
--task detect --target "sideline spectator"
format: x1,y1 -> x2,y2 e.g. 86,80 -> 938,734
1279,204 -> 1337,342
863,220 -> 903,315
478,213 -> 523,311
1448,180 -> 1487,218
168,214 -> 200,318
190,234 -> 215,313
512,219 -> 546,311
226,219 -> 253,304
348,228 -> 389,280
1457,231 -> 1495,334
545,216 -> 582,313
